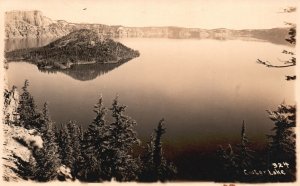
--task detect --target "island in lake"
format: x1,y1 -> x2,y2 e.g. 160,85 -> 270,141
5,29 -> 140,70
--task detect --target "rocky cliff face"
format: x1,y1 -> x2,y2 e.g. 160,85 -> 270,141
3,124 -> 44,181
2,87 -> 72,181
3,87 -> 19,123
5,10 -> 110,39
2,87 -> 43,181
5,10 -> 291,45
6,10 -> 53,27
5,10 -> 63,38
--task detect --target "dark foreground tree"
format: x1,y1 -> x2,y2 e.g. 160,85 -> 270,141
60,121 -> 83,178
78,96 -> 110,181
266,103 -> 296,181
216,144 -> 238,181
12,102 -> 61,181
216,121 -> 254,181
257,6 -> 296,182
139,119 -> 177,182
32,102 -> 61,181
17,80 -> 41,130
106,96 -> 140,181
235,121 -> 254,174
56,123 -> 68,172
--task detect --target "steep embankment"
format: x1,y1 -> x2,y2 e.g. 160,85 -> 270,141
2,86 -> 73,181
2,88 -> 43,181
3,124 -> 43,181
5,29 -> 140,69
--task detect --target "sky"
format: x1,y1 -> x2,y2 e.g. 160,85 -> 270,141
1,0 -> 298,29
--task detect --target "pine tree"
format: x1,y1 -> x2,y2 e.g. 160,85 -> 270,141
153,119 -> 166,172
67,121 -> 83,177
140,119 -> 177,182
59,124 -> 72,170
78,96 -> 109,181
235,121 -> 254,173
57,123 -> 68,168
266,103 -> 296,180
10,101 -> 60,181
32,102 -> 61,181
106,96 -> 140,181
56,120 -> 83,179
267,104 -> 296,160
256,6 -> 296,182
17,80 -> 41,130
139,134 -> 156,181
216,144 -> 238,181
216,121 -> 256,181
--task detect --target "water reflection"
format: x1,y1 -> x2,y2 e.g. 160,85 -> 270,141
5,37 -> 133,81
38,60 -> 130,81
5,37 -> 56,52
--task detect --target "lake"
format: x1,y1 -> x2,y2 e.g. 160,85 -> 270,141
5,38 -> 295,179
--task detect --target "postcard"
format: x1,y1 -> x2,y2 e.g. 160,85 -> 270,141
0,0 -> 298,185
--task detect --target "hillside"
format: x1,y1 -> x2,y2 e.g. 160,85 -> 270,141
5,10 -> 291,45
2,87 -> 73,181
3,124 -> 43,181
5,29 -> 140,69
2,87 -> 43,181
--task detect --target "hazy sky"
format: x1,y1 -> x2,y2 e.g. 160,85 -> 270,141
1,0 -> 298,29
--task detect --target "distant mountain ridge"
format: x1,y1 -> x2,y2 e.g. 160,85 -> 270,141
5,10 -> 291,45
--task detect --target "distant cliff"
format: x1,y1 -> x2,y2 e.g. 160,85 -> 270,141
5,10 -> 111,39
5,10 -> 67,38
5,29 -> 140,69
5,10 -> 291,45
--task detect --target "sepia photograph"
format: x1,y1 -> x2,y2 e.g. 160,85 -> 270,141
0,0 -> 298,184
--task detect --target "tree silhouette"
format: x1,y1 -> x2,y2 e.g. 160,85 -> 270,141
32,102 -> 61,181
139,119 -> 177,182
78,96 -> 110,181
216,121 -> 255,181
266,103 -> 296,181
106,96 -> 140,181
17,80 -> 41,130
55,120 -> 83,180
56,123 -> 68,171
257,6 -> 296,182
235,121 -> 254,172
216,144 -> 238,181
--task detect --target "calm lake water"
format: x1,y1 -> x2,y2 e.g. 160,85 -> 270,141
6,38 -> 295,156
